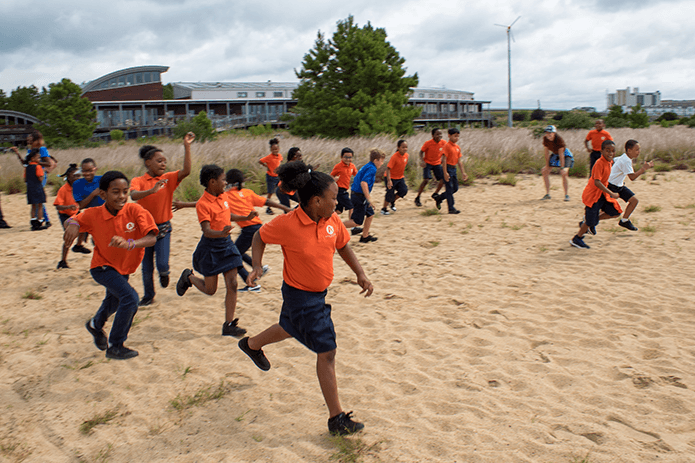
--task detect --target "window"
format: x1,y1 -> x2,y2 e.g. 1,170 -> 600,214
127,74 -> 134,86
152,73 -> 160,82
437,94 -> 443,98
256,92 -> 266,97
136,73 -> 143,84
419,93 -> 424,98
110,78 -> 117,87
274,91 -> 283,98
237,92 -> 248,98
118,76 -> 126,87
144,72 -> 151,83
429,93 -> 435,98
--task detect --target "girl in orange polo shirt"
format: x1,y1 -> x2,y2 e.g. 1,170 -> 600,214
237,161 -> 374,436
175,164 -> 257,337
130,132 -> 194,306
54,163 -> 81,269
63,171 -> 158,360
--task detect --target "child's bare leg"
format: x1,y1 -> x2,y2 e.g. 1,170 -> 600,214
342,218 -> 358,228
190,274 -> 218,295
361,215 -> 373,238
561,169 -> 569,195
598,212 -> 619,221
247,323 -> 291,350
416,179 -> 428,197
223,268 -> 238,322
623,196 -> 639,219
433,179 -> 444,195
576,222 -> 590,238
317,350 -> 342,418
542,167 -> 551,194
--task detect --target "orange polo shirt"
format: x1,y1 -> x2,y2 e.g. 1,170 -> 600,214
53,183 -> 79,217
225,188 -> 266,228
442,141 -> 461,166
585,129 -> 613,151
331,162 -> 358,189
260,153 -> 282,176
582,156 -> 623,213
24,162 -> 44,180
420,139 -> 446,165
259,207 -> 350,292
130,171 -> 181,224
74,203 -> 158,275
196,190 -> 233,231
385,152 -> 409,179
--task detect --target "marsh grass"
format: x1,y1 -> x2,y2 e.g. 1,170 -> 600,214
21,289 -> 42,300
2,126 -> 695,195
644,205 -> 662,213
498,173 -> 517,186
420,208 -> 440,216
0,438 -> 32,462
328,435 -> 381,463
169,381 -> 228,411
80,409 -> 119,435
641,224 -> 657,234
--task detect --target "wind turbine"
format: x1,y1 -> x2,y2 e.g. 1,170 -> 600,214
495,16 -> 520,128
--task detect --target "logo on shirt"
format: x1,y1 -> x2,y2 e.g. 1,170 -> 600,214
326,225 -> 335,236
126,222 -> 135,232
224,201 -> 229,209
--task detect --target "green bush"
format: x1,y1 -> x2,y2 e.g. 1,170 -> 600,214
110,129 -> 124,141
656,112 -> 678,122
173,112 -> 216,142
1,176 -> 26,194
248,124 -> 275,137
512,111 -> 528,122
568,157 -> 589,178
530,109 -> 546,121
557,111 -> 593,130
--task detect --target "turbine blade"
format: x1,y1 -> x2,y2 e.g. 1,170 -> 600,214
510,15 -> 521,27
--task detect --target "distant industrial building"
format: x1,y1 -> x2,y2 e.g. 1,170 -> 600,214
606,87 -> 695,117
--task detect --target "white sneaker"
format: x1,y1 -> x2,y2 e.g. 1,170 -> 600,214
380,208 -> 390,215
262,265 -> 270,276
239,284 -> 261,293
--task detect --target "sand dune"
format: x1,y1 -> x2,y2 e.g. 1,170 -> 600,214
1,171 -> 695,462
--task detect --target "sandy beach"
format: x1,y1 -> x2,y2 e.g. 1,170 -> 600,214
1,170 -> 695,463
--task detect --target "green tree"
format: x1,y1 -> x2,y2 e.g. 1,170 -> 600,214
628,104 -> 649,128
656,112 -> 678,121
557,111 -> 593,130
7,85 -> 42,116
0,89 -> 7,110
289,16 -> 420,138
162,83 -> 174,100
512,111 -> 528,122
36,79 -> 97,145
173,111 -> 216,142
530,108 -> 546,121
605,105 -> 629,128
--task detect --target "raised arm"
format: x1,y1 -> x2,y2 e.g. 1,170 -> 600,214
178,132 -> 195,182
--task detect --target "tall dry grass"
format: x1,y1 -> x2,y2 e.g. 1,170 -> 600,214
1,125 -> 694,196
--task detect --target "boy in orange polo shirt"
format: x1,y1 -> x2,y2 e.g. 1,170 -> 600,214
570,140 -> 622,249
259,138 -> 282,215
441,128 -> 469,214
381,140 -> 409,215
175,164 -> 257,337
130,132 -> 194,306
585,119 -> 613,173
238,161 -> 373,436
330,148 -> 358,216
63,171 -> 159,360
54,163 -> 81,269
414,128 -> 446,207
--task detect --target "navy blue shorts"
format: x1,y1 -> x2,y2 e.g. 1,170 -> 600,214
608,183 -> 635,202
192,235 -> 243,277
279,282 -> 336,354
59,213 -> 71,229
384,177 -> 408,203
266,174 -> 279,195
423,163 -> 444,181
350,191 -> 374,225
585,196 -> 621,228
336,188 -> 352,213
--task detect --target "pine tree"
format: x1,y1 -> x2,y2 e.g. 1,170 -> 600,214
36,79 -> 96,145
289,16 -> 420,138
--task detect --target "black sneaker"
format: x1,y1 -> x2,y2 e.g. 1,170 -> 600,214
435,196 -> 444,210
72,245 -> 91,254
359,235 -> 378,243
570,235 -> 590,249
238,284 -> 261,292
448,209 -> 460,214
57,260 -> 69,269
380,208 -> 390,215
105,344 -> 139,360
266,207 -> 274,215
222,318 -> 247,337
619,219 -> 638,231
390,203 -> 397,212
176,269 -> 193,296
351,227 -> 363,236
0,220 -> 11,229
328,411 -> 364,436
414,196 -> 422,207
139,296 -> 154,307
160,274 -> 170,288
45,221 -> 52,228
85,319 -> 108,351
238,336 -> 271,371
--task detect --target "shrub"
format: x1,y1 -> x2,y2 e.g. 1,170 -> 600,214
1,176 -> 26,194
173,112 -> 216,142
568,157 -> 589,178
656,112 -> 678,122
110,129 -> 125,141
530,109 -> 546,121
512,111 -> 528,122
557,111 -> 593,130
553,111 -> 567,121
248,124 -> 275,137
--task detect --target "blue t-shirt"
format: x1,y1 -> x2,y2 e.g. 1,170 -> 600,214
351,162 -> 377,194
72,176 -> 104,208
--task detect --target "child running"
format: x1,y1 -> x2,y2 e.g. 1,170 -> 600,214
130,132 -> 194,306
607,139 -> 654,231
259,138 -> 282,215
570,140 -> 622,249
237,160 -> 373,436
381,140 -> 409,215
24,149 -> 47,231
414,128 -> 446,208
54,163 -> 81,269
175,165 -> 256,337
64,171 -> 158,360
224,168 -> 290,291
441,128 -> 469,214
342,149 -> 386,243
72,158 -> 104,254
330,148 -> 357,217
275,147 -> 303,208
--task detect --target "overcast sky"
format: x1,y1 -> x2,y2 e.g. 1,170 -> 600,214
2,0 -> 694,110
